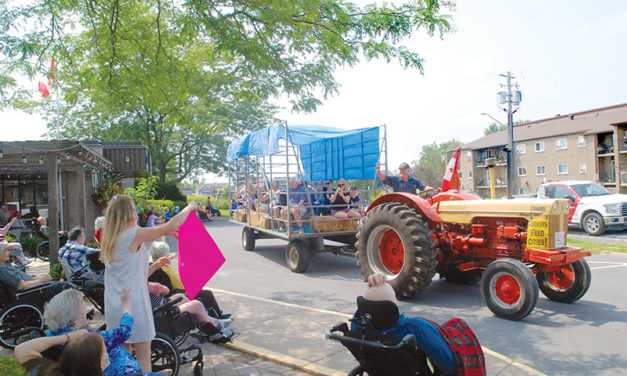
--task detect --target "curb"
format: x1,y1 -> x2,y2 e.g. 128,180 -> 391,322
225,340 -> 345,376
600,250 -> 627,258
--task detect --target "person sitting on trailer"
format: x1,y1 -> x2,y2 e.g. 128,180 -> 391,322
280,178 -> 313,233
330,179 -> 361,219
349,186 -> 364,216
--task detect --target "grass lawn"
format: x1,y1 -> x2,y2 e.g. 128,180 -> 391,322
0,356 -> 26,376
567,238 -> 627,254
219,209 -> 230,217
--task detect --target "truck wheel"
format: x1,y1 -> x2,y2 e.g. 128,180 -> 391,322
440,269 -> 483,285
536,258 -> 591,303
481,258 -> 538,321
286,240 -> 311,273
242,227 -> 256,251
356,203 -> 438,299
582,212 -> 606,236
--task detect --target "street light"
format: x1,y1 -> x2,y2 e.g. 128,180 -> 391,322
480,113 -> 506,127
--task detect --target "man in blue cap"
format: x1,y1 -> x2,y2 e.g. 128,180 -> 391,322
376,162 -> 433,194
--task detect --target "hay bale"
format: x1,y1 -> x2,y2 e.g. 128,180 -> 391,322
248,211 -> 272,229
312,216 -> 358,233
233,208 -> 247,223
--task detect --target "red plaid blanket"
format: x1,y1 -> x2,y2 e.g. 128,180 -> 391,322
425,317 -> 486,376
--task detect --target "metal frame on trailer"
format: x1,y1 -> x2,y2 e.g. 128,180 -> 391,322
227,123 -> 388,272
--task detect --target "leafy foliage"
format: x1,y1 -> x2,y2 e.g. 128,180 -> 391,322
20,237 -> 44,256
410,139 -> 462,186
1,0 -> 454,181
483,120 -> 531,135
156,181 -> 186,202
91,173 -> 124,207
124,176 -> 159,207
49,262 -> 65,281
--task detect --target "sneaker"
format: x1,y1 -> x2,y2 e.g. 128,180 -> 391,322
213,317 -> 233,331
209,328 -> 234,344
18,256 -> 33,266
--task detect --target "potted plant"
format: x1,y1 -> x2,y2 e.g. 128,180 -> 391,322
92,173 -> 124,209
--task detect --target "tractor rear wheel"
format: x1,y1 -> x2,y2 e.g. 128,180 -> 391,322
536,258 -> 591,303
356,203 -> 438,299
481,258 -> 539,321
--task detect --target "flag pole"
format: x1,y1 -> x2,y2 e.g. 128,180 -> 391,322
55,77 -> 60,140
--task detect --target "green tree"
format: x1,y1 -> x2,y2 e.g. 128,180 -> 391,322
1,0 -> 454,182
483,120 -> 531,135
412,139 -> 462,185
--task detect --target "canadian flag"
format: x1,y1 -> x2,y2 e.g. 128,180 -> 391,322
37,59 -> 55,98
442,148 -> 461,192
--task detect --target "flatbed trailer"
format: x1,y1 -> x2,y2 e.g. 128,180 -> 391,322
226,123 -> 387,272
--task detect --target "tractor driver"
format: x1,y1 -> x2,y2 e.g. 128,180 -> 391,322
376,162 -> 433,194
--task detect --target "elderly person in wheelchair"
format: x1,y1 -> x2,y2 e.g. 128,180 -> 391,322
43,286 -> 161,376
328,274 -> 486,376
59,226 -> 104,283
0,242 -> 65,296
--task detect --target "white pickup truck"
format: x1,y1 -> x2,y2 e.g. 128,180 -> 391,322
537,180 -> 627,235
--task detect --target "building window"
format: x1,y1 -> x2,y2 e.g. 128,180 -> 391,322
580,162 -> 587,174
519,188 -> 528,195
556,138 -> 568,150
468,171 -> 472,178
516,144 -> 526,154
459,171 -> 462,178
536,165 -> 546,176
466,151 -> 472,161
578,135 -> 586,147
535,141 -> 545,152
518,167 -> 527,176
558,164 -> 568,175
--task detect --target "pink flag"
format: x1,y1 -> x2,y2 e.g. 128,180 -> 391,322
442,148 -> 461,192
178,213 -> 225,299
38,81 -> 50,97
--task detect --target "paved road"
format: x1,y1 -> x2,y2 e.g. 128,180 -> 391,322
200,218 -> 627,376
567,225 -> 627,245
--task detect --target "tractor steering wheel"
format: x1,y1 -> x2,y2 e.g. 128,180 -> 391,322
418,187 -> 441,199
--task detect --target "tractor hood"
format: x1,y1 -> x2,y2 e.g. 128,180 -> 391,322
436,198 -> 570,225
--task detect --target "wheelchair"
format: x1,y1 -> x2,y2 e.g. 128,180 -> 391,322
0,279 -> 73,349
35,232 -> 68,261
326,296 -> 439,376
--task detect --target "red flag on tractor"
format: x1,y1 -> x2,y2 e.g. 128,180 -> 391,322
442,148 -> 461,192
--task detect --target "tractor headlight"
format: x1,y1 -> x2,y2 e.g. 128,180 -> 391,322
552,202 -> 559,210
604,203 -> 620,216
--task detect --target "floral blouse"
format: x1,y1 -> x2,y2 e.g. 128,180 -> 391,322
48,312 -> 160,376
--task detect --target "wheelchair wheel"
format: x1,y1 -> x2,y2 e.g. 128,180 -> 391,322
36,241 -> 50,261
348,365 -> 366,376
173,330 -> 189,347
0,303 -> 44,349
151,333 -> 180,376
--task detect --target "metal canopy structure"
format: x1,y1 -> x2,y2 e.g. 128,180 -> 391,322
0,140 -> 113,261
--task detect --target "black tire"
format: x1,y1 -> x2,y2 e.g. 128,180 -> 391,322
151,333 -> 180,376
356,203 -> 438,299
348,365 -> 365,376
36,241 -> 50,261
173,331 -> 189,347
536,258 -> 591,303
481,258 -> 539,321
242,227 -> 256,251
286,240 -> 311,273
440,269 -> 483,285
0,303 -> 44,349
582,212 -> 606,236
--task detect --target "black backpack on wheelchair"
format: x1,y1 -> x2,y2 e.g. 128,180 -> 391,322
326,296 -> 439,376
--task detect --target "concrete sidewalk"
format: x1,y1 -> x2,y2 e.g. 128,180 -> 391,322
215,289 -> 546,376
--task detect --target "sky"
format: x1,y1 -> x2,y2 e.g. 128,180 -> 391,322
2,0 -> 627,181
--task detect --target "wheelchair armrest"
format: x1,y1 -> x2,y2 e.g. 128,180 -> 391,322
153,296 -> 183,316
326,330 -> 416,351
16,282 -> 53,297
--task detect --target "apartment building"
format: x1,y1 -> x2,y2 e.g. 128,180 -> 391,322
457,103 -> 627,197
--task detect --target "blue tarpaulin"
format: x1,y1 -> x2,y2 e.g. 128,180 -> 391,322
226,124 -> 380,182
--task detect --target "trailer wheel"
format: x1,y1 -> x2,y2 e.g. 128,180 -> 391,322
582,212 -> 606,236
536,258 -> 591,303
242,227 -> 256,251
356,203 -> 438,299
481,258 -> 538,321
286,240 -> 311,273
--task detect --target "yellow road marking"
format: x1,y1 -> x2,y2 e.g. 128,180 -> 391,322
213,288 -> 545,375
591,263 -> 627,270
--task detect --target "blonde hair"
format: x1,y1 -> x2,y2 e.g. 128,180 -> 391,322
100,195 -> 136,264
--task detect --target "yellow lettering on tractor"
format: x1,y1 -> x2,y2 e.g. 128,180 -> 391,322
527,219 -> 550,249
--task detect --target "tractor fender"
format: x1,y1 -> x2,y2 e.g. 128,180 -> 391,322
367,192 -> 442,223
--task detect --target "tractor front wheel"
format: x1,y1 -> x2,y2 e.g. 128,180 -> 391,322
481,258 -> 538,321
536,258 -> 591,303
356,203 -> 438,299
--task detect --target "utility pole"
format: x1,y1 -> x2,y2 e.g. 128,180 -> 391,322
498,71 -> 521,199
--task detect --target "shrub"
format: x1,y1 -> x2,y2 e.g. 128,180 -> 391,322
156,181 -> 186,201
21,237 -> 44,257
0,356 -> 26,376
5,234 -> 17,243
49,263 -> 65,281
215,200 -> 230,210
145,199 -> 175,216
187,195 -> 209,204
